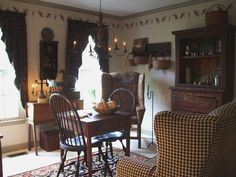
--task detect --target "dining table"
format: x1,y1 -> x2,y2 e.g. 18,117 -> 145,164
80,111 -> 132,177
27,101 -> 131,176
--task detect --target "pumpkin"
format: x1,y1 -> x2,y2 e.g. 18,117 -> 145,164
96,102 -> 104,110
107,101 -> 117,109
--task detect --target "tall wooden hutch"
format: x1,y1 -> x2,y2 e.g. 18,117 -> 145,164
170,25 -> 235,114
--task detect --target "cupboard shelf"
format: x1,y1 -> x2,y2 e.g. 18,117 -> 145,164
180,54 -> 220,59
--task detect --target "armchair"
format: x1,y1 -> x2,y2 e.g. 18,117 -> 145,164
101,71 -> 145,148
116,100 -> 236,177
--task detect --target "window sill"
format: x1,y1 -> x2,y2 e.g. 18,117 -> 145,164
0,118 -> 26,127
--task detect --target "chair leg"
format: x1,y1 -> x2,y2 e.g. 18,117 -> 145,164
82,150 -> 87,166
98,146 -> 113,177
107,141 -> 114,159
60,148 -> 64,161
57,150 -> 67,177
137,124 -> 141,148
75,151 -> 81,177
119,139 -> 127,154
98,146 -> 102,162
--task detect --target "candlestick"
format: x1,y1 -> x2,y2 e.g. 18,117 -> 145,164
146,84 -> 156,148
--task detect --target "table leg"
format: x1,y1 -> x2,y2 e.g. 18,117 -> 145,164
32,124 -> 38,156
125,127 -> 130,157
87,136 -> 92,177
28,124 -> 32,151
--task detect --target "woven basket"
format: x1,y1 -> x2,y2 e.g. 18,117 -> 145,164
205,4 -> 228,26
152,59 -> 171,70
134,56 -> 148,65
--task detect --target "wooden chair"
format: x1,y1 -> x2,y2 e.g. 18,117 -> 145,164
101,71 -> 145,148
104,88 -> 135,158
49,93 -> 112,177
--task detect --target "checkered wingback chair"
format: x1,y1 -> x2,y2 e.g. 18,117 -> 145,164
101,71 -> 145,148
116,101 -> 236,177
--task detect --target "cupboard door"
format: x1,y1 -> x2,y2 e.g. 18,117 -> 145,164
171,88 -> 223,114
40,41 -> 58,80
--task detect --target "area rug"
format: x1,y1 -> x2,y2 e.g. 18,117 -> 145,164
10,149 -> 150,177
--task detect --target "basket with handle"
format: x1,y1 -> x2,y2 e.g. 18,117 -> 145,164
205,4 -> 228,26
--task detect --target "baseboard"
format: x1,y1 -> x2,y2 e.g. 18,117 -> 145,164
2,141 -> 38,153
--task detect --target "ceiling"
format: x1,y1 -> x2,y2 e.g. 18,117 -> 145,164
36,0 -> 211,19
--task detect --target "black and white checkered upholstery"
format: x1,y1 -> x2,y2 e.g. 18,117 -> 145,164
116,101 -> 236,177
116,157 -> 156,177
155,111 -> 220,176
204,101 -> 236,176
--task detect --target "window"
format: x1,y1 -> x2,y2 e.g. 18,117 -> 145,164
75,36 -> 102,109
0,29 -> 24,121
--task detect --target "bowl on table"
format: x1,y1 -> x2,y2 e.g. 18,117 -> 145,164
93,101 -> 119,114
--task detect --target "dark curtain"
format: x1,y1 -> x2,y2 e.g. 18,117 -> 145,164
65,19 -> 109,78
0,10 -> 28,108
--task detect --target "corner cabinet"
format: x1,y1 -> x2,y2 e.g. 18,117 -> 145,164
40,41 -> 58,80
170,25 -> 235,114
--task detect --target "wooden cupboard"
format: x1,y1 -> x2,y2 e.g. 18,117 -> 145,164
170,25 -> 235,114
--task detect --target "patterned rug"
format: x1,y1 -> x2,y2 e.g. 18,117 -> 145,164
10,149 -> 150,177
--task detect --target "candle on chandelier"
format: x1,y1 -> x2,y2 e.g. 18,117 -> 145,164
73,40 -> 77,49
114,38 -> 118,50
123,41 -> 127,52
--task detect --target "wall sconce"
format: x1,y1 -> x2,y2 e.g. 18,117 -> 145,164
32,79 -> 49,102
108,33 -> 128,57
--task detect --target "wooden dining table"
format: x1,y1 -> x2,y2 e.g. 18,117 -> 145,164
80,112 -> 132,177
26,101 -> 131,176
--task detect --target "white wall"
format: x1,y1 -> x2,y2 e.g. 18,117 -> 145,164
110,0 -> 235,135
0,0 -> 235,151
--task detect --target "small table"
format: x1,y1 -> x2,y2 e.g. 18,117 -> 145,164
26,102 -> 55,156
26,101 -> 83,156
81,112 -> 131,177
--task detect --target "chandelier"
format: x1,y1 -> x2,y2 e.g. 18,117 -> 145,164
96,0 -> 128,57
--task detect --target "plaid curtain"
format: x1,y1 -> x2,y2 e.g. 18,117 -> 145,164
65,19 -> 109,78
0,10 -> 28,108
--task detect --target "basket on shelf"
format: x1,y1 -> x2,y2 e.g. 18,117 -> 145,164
134,56 -> 149,64
205,4 -> 228,26
152,59 -> 171,70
